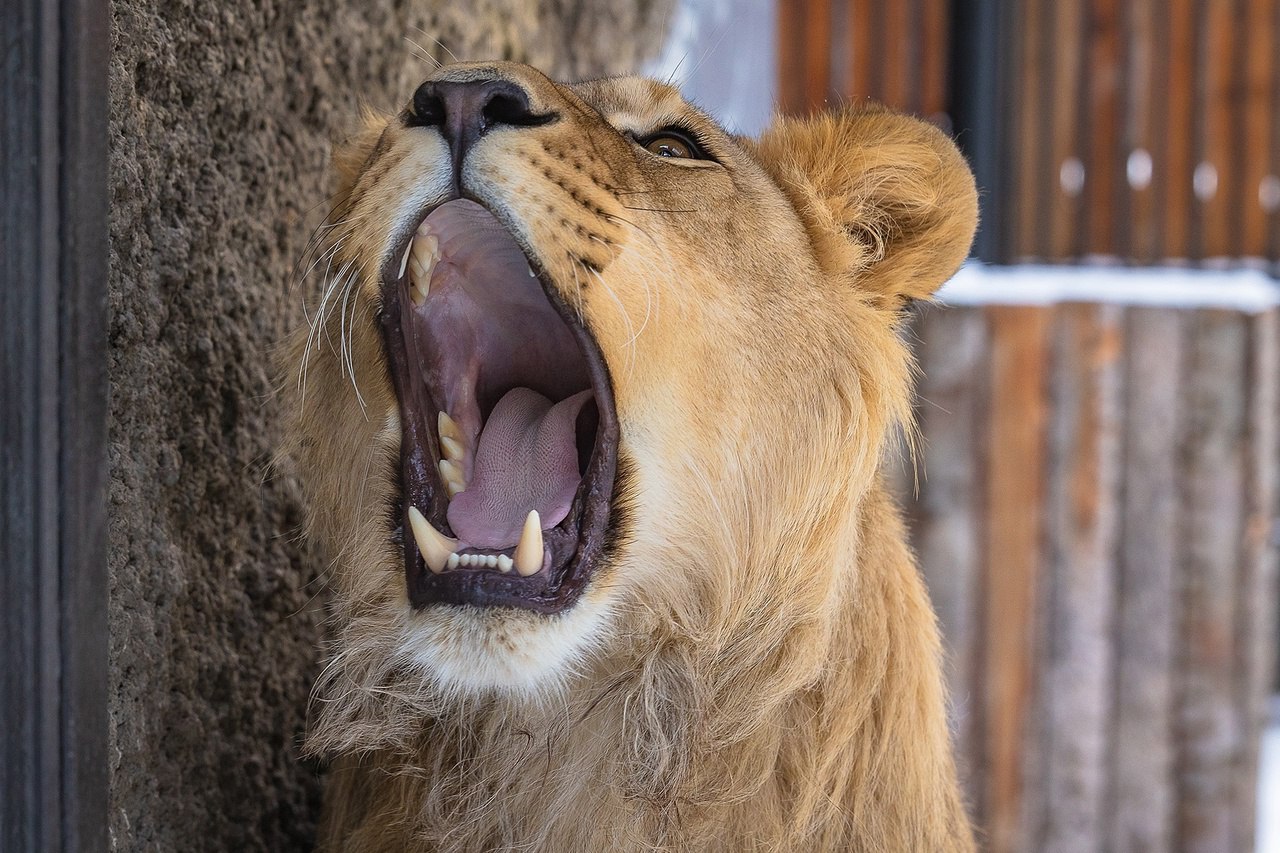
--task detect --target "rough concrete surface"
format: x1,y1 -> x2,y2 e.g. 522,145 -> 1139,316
108,2 -> 672,849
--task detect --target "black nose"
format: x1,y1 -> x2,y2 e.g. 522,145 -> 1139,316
408,78 -> 549,177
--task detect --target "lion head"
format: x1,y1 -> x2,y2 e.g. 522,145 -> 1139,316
283,61 -> 976,850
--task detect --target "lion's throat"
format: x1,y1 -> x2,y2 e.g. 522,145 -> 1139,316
446,386 -> 592,548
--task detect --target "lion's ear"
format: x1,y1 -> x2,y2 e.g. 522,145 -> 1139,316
331,108 -> 391,202
751,105 -> 978,303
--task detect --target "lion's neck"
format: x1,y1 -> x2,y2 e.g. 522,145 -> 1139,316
318,483 -> 972,852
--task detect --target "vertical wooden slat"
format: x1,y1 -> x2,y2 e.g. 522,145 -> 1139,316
912,307 -> 990,803
803,0 -> 833,113
1197,0 -> 1237,258
1084,0 -> 1125,257
1030,304 -> 1124,852
1240,0 -> 1276,258
776,2 -> 805,115
981,306 -> 1049,853
1048,0 -> 1087,259
880,0 -> 912,109
1176,311 -> 1249,853
1124,0 -> 1161,260
1013,0 -> 1048,258
920,0 -> 949,117
1162,0 -> 1197,260
1107,309 -> 1183,853
847,0 -> 875,101
1233,309 -> 1278,849
1267,0 -> 1280,262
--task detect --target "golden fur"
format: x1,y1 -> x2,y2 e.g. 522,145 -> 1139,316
281,62 -> 978,851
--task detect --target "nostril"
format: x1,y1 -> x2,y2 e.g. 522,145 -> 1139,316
482,92 -> 535,127
409,82 -> 445,127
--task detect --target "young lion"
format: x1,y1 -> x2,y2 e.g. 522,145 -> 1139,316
283,61 -> 978,851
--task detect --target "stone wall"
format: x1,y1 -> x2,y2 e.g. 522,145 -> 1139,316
108,3 -> 672,849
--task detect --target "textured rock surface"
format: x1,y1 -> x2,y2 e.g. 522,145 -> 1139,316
108,3 -> 672,849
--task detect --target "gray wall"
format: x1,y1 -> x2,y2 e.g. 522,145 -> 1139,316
108,3 -> 672,849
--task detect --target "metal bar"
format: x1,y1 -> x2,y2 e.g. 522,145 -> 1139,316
0,0 -> 109,846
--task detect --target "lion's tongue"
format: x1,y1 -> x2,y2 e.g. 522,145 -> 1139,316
446,387 -> 593,548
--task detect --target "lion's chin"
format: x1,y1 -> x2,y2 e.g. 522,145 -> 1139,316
397,593 -> 614,696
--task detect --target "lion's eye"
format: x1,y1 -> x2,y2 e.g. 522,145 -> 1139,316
638,129 -> 705,160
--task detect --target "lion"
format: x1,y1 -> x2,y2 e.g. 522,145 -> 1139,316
281,61 -> 978,852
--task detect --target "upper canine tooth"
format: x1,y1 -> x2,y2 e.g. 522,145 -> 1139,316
514,510 -> 544,576
407,506 -> 458,574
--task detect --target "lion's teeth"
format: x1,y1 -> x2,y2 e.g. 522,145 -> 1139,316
446,553 -> 460,569
514,510 -> 544,576
439,459 -> 466,497
440,435 -> 465,462
407,506 -> 457,574
485,555 -> 498,568
497,554 -> 513,573
438,411 -> 464,443
408,233 -> 439,306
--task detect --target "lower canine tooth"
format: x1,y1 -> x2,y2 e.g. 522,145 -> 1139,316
514,510 -> 544,576
407,506 -> 458,574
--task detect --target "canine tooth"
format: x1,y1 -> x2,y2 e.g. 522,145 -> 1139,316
407,506 -> 457,574
439,459 -> 466,496
497,554 -> 513,573
514,510 -> 543,576
438,411 -> 464,443
440,435 -> 465,461
398,242 -> 412,279
446,553 -> 460,570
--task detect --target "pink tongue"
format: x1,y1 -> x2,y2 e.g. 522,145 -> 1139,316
446,387 -> 593,548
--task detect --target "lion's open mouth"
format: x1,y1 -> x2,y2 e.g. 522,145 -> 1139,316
380,199 -> 619,613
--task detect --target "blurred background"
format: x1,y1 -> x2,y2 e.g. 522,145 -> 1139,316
11,0 -> 1272,849
653,1 -> 1280,851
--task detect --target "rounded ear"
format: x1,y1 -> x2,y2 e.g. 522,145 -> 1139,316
749,103 -> 978,303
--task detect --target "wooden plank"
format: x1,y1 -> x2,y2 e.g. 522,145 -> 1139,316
1267,0 -> 1280,263
1012,0 -> 1049,258
1161,0 -> 1198,259
881,0 -> 913,110
1085,0 -> 1125,257
1106,308 -> 1183,853
911,306 -> 990,804
1196,0 -> 1238,258
1233,309 -> 1278,849
1175,311 -> 1249,853
981,306 -> 1050,853
1029,304 -> 1124,853
1240,0 -> 1276,257
1048,0 -> 1087,259
776,1 -> 805,114
919,0 -> 949,118
847,0 -> 876,100
803,0 -> 833,113
1123,0 -> 1161,260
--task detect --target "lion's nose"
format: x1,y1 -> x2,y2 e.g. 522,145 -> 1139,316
409,76 -> 549,170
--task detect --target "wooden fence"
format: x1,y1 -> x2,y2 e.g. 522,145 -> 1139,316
889,304 -> 1278,853
777,0 -> 1280,265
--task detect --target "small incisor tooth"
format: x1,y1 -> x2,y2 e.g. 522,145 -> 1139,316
440,435 -> 465,461
439,459 -> 466,496
497,554 -> 513,573
438,411 -> 464,443
408,506 -> 457,574
514,510 -> 543,576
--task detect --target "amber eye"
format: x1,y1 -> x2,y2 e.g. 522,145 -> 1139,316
638,129 -> 705,160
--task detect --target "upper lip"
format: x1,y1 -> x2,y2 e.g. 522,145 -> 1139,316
379,197 -> 620,613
